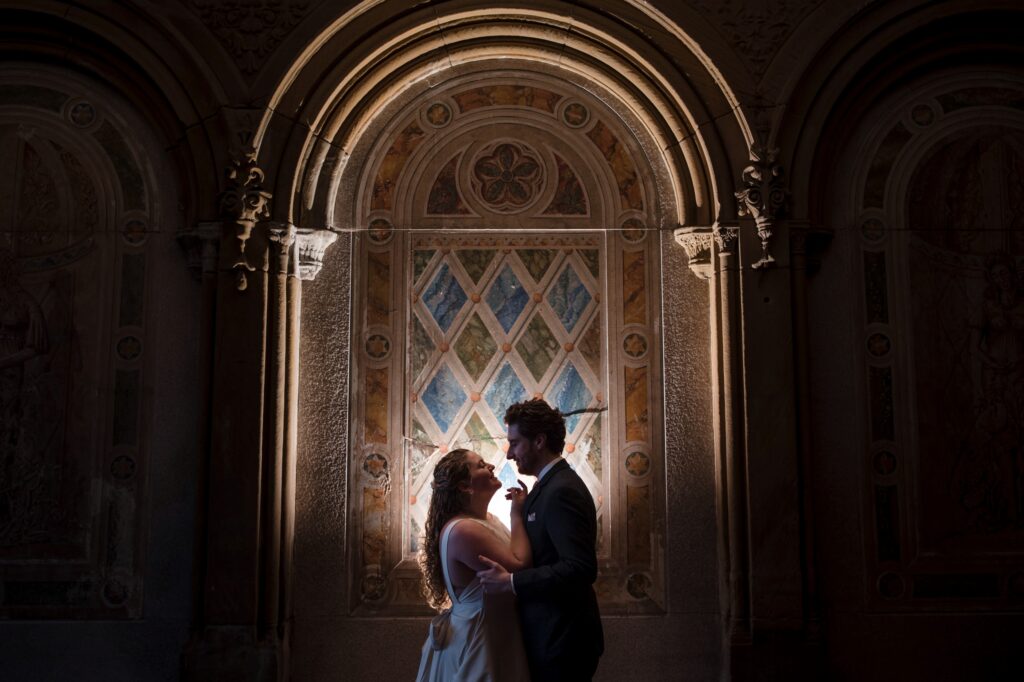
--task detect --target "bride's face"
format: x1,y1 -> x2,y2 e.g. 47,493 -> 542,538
464,451 -> 500,498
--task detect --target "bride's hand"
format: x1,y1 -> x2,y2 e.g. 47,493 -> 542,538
505,480 -> 528,513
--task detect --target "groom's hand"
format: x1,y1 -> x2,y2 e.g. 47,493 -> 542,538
476,555 -> 514,594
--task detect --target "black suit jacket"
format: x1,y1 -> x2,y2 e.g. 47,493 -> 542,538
514,459 -> 604,681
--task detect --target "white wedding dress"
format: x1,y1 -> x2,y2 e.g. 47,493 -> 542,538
416,515 -> 531,682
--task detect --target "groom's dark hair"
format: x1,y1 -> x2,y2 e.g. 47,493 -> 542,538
505,399 -> 566,454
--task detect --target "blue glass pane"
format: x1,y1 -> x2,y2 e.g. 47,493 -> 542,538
497,462 -> 518,489
423,262 -> 467,332
485,362 -> 527,424
547,264 -> 591,332
486,264 -> 529,333
421,363 -> 467,433
549,363 -> 591,432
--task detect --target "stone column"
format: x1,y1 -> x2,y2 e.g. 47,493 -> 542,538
713,223 -> 752,647
181,153 -> 337,681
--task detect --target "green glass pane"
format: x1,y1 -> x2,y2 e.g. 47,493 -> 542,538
516,313 -> 559,382
580,249 -> 599,279
455,249 -> 496,284
517,249 -> 558,282
462,411 -> 499,463
584,415 -> 602,478
454,312 -> 497,381
412,313 -> 434,382
409,418 -> 432,479
413,250 -> 435,284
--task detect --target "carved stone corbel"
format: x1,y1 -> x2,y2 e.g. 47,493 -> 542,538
219,152 -> 272,291
295,228 -> 339,281
734,145 -> 787,269
673,226 -> 714,279
177,221 -> 223,279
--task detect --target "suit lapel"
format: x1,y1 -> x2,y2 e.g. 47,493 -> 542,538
523,459 -> 569,517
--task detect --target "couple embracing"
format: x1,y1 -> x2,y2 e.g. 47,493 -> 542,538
416,399 -> 604,682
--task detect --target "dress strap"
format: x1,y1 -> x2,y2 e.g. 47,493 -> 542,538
439,518 -> 464,604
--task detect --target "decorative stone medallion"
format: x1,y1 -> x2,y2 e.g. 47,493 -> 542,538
472,142 -> 544,213
910,104 -> 935,127
110,455 -> 136,481
365,334 -> 391,360
867,332 -> 891,358
68,101 -> 96,127
363,453 -> 389,479
122,219 -> 147,245
425,102 -> 452,128
116,336 -> 143,361
562,101 -> 590,128
625,451 -> 651,476
623,332 -> 648,359
861,218 -> 885,242
368,218 -> 394,244
621,218 -> 646,243
873,450 -> 897,476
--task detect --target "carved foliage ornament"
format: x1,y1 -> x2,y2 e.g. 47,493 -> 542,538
189,0 -> 311,76
673,226 -> 714,279
219,153 -> 271,291
735,145 -> 787,269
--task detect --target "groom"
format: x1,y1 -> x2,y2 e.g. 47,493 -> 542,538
477,399 -> 604,681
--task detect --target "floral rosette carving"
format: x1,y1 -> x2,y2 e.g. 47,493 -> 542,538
472,142 -> 544,213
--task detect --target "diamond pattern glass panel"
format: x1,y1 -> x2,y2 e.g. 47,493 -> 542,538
456,249 -> 496,284
413,250 -> 435,284
409,418 -> 433,479
421,363 -> 466,433
462,411 -> 499,463
486,264 -> 529,333
516,313 -> 559,381
517,249 -> 557,282
423,262 -> 467,332
497,462 -> 518,489
455,312 -> 497,381
548,263 -> 591,332
549,363 -> 591,432
485,362 -> 527,423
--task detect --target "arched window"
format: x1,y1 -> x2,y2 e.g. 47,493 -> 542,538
349,73 -> 665,614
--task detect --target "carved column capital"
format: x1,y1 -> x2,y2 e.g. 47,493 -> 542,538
714,221 -> 740,255
177,221 -> 224,279
735,145 -> 788,269
295,228 -> 339,281
673,226 -> 715,279
219,152 -> 272,291
265,221 -> 297,276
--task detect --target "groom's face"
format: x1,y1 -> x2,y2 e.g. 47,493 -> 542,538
506,423 -> 544,476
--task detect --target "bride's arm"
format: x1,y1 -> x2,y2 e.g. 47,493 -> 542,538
507,481 -> 532,567
449,521 -> 529,573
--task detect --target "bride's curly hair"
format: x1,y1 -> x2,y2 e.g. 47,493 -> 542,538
418,448 -> 472,611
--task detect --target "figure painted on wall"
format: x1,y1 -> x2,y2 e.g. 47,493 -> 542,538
957,252 -> 1024,531
0,245 -> 53,547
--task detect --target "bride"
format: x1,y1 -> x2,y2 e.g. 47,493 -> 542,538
416,448 -> 532,682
